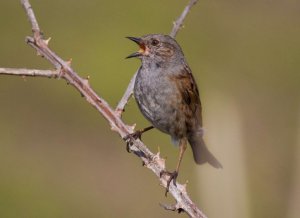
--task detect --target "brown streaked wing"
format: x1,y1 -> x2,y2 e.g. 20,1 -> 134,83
169,65 -> 203,126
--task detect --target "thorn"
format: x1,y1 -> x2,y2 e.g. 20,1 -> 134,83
44,37 -> 51,45
153,151 -> 160,160
111,125 -> 118,132
126,123 -> 136,132
66,58 -> 72,66
181,181 -> 188,195
153,151 -> 166,169
159,203 -> 176,211
82,75 -> 90,86
83,78 -> 89,86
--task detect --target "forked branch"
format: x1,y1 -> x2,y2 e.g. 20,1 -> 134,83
1,0 -> 205,217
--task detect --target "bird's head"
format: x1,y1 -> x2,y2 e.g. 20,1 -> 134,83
126,34 -> 184,64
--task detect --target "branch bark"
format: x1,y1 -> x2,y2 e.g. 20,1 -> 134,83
0,68 -> 58,78
1,0 -> 206,217
115,70 -> 137,117
170,0 -> 199,38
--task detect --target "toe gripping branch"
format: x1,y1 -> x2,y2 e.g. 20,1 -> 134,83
123,130 -> 142,152
123,126 -> 154,152
160,170 -> 178,196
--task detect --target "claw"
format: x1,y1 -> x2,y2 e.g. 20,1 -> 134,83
160,170 -> 178,196
123,131 -> 142,153
123,126 -> 151,153
123,130 -> 144,142
123,135 -> 133,153
126,141 -> 132,153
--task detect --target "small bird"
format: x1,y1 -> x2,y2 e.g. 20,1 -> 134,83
126,34 -> 222,192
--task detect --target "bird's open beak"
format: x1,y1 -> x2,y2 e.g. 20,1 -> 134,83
126,36 -> 146,59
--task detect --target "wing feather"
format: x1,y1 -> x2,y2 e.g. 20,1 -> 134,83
169,65 -> 203,127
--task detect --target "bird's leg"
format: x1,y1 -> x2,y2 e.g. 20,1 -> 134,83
160,138 -> 187,196
124,126 -> 154,152
128,126 -> 154,140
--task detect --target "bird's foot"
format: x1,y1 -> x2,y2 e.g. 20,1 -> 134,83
160,170 -> 178,196
123,130 -> 143,153
123,126 -> 154,152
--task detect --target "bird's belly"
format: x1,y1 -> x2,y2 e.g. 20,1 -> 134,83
134,80 -> 186,138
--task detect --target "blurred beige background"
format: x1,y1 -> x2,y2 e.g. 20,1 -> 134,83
0,0 -> 299,217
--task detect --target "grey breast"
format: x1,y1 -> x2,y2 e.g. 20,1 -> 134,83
134,65 -> 183,136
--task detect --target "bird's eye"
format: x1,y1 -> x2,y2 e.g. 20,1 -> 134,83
151,39 -> 159,46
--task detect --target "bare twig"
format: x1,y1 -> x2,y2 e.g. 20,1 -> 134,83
170,0 -> 199,38
115,70 -> 138,117
115,0 -> 199,116
0,68 -> 58,78
0,0 -> 208,217
21,0 -> 40,39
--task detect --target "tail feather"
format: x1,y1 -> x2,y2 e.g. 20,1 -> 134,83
188,133 -> 222,169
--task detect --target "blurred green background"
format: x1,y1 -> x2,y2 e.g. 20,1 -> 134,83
0,0 -> 299,217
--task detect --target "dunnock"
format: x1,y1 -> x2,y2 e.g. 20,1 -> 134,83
126,34 -> 222,192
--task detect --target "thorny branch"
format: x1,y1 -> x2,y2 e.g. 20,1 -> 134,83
1,0 -> 205,217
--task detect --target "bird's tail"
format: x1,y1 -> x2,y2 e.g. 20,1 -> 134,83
188,130 -> 222,169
